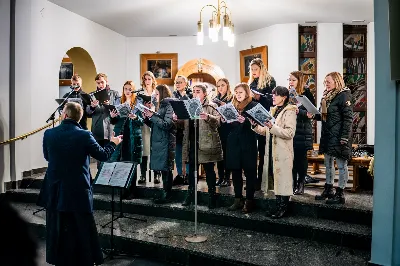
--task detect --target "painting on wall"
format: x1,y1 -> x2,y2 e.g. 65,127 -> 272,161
59,57 -> 74,86
344,34 -> 365,51
239,46 -> 268,83
300,34 -> 315,52
140,53 -> 178,85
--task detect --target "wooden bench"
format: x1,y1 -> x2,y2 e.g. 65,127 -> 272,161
307,144 -> 372,192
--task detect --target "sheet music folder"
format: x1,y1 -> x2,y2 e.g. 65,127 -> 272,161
94,161 -> 137,188
90,89 -> 110,103
169,100 -> 191,119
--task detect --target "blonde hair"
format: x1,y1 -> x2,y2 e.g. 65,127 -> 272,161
325,72 -> 346,92
290,71 -> 306,95
71,74 -> 82,82
141,71 -> 157,91
216,78 -> 233,101
232,82 -> 252,109
248,58 -> 272,89
121,80 -> 137,109
174,75 -> 188,91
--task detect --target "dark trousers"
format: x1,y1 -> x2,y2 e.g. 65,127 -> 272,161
217,140 -> 231,181
187,147 -> 216,190
257,134 -> 266,187
140,156 -> 148,177
292,148 -> 308,186
162,170 -> 173,194
232,168 -> 257,200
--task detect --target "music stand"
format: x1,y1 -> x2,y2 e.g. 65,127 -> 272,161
169,100 -> 207,243
94,161 -> 147,260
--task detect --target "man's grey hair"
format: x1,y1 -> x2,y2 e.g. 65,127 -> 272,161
64,102 -> 83,122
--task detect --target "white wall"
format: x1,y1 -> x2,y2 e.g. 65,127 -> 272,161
236,24 -> 299,87
0,0 -> 10,192
126,36 -> 236,86
13,0 -> 127,180
316,23 -> 343,142
367,22 -> 375,144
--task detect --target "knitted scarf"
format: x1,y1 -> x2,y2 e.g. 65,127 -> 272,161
320,88 -> 340,121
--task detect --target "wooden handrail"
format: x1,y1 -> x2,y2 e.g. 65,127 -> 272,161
0,118 -> 61,146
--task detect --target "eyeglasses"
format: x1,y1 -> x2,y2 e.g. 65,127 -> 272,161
175,81 -> 183,85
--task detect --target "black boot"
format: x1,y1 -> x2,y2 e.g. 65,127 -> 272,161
292,174 -> 298,194
208,187 -> 217,209
271,196 -> 289,219
294,174 -> 305,195
138,175 -> 146,184
172,174 -> 184,186
216,178 -> 224,186
154,172 -> 161,184
182,188 -> 195,206
220,180 -> 231,187
154,173 -> 172,204
315,183 -> 334,200
326,188 -> 345,205
228,198 -> 244,211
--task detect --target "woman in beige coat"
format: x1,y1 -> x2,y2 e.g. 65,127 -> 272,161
252,86 -> 297,219
181,84 -> 223,209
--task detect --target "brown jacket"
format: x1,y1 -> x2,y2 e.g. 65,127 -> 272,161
182,99 -> 223,164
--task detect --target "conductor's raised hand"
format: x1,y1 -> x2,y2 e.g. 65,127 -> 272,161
91,99 -> 99,108
172,113 -> 178,121
110,132 -> 123,145
110,109 -> 118,118
237,115 -> 245,124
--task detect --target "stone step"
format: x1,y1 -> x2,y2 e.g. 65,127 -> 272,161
18,178 -> 373,226
6,189 -> 372,250
12,202 -> 370,266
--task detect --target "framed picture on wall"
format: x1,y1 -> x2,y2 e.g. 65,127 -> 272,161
59,58 -> 74,86
140,53 -> 178,85
239,46 -> 268,82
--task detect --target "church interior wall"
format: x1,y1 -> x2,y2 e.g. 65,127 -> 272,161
6,0 -> 376,186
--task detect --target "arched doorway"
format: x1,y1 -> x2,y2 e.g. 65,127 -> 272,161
176,58 -> 225,100
58,47 -> 97,128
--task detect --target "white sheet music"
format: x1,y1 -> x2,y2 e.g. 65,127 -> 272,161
108,162 -> 134,187
216,103 -> 239,123
95,162 -> 117,185
295,96 -> 321,115
246,103 -> 275,125
183,98 -> 202,119
289,87 -> 302,107
115,102 -> 131,117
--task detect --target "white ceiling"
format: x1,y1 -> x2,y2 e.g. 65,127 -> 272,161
48,0 -> 374,37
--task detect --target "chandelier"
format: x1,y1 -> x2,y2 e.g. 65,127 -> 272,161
197,0 -> 235,47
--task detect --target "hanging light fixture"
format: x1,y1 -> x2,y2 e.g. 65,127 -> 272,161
197,0 -> 234,47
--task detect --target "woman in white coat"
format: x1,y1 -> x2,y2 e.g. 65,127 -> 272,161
252,86 -> 297,219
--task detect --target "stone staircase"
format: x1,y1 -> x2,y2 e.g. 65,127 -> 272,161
5,179 -> 372,266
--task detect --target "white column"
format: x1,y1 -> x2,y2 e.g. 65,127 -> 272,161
367,22 -> 375,145
316,23 -> 343,142
0,0 -> 11,192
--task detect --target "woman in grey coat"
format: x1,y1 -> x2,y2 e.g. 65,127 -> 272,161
142,84 -> 176,203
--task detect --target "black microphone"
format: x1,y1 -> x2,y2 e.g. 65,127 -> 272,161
70,85 -> 80,90
132,88 -> 144,93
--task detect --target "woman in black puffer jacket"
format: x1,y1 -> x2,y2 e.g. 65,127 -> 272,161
288,71 -> 315,195
314,72 -> 353,205
142,84 -> 176,204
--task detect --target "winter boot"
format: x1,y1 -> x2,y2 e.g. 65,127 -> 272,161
315,183 -> 334,200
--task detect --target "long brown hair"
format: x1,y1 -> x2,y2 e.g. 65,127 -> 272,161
121,80 -> 137,109
248,58 -> 272,89
155,84 -> 172,110
290,71 -> 306,95
216,78 -> 233,101
141,71 -> 157,91
232,83 -> 253,112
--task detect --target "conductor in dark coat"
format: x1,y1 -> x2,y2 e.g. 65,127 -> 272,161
38,102 -> 123,266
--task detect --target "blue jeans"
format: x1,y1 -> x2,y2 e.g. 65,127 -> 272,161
324,154 -> 349,189
175,142 -> 189,175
